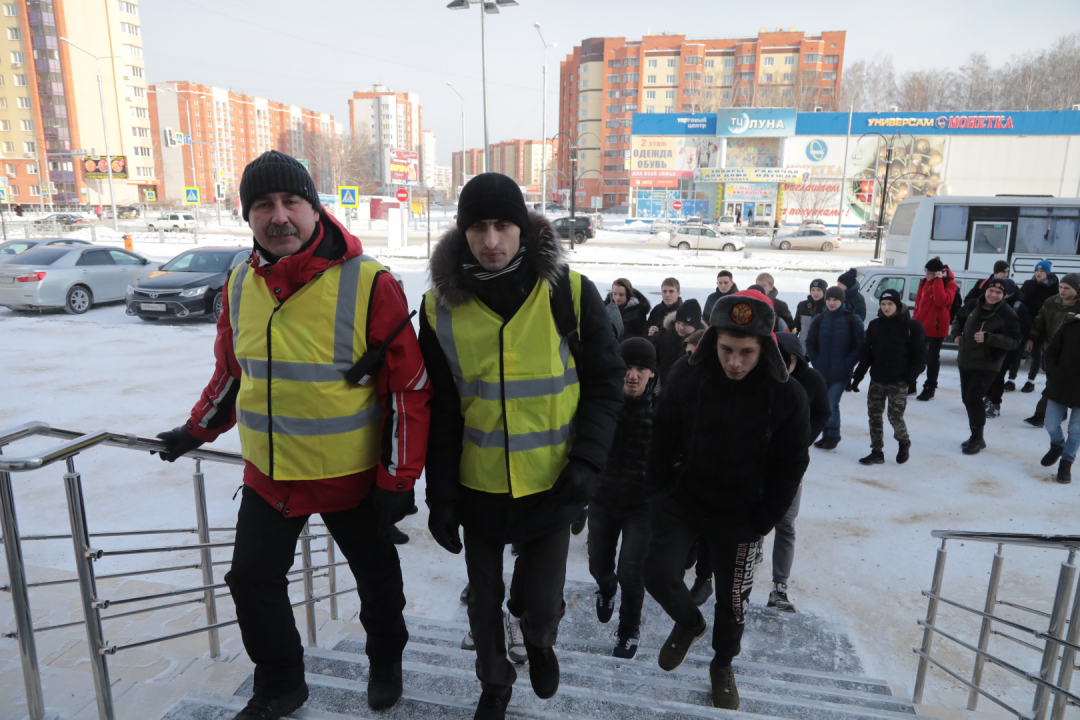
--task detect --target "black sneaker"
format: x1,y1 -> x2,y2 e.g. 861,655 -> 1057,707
595,588 -> 616,623
813,436 -> 840,450
688,577 -> 713,606
1025,415 -> 1045,428
710,661 -> 740,710
658,613 -> 707,671
897,441 -> 911,464
386,526 -> 410,545
367,659 -> 403,710
859,450 -> 885,465
523,634 -> 559,699
1004,380 -> 1016,392
767,583 -> 796,613
473,689 -> 511,720
234,683 -> 309,719
613,629 -> 639,659
571,509 -> 588,535
1022,381 -> 1036,393
985,402 -> 1001,419
917,386 -> 936,401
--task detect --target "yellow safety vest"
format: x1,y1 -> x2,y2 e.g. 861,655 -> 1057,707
228,255 -> 385,481
425,272 -> 582,497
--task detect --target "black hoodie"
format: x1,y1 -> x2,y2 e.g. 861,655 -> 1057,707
606,288 -> 651,338
593,376 -> 659,508
777,333 -> 830,446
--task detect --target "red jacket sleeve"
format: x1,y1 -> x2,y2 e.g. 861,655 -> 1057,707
186,288 -> 242,443
369,272 -> 433,492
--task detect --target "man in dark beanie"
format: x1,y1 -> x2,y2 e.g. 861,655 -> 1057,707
793,278 -> 827,335
651,297 -> 704,380
153,150 -> 432,718
589,337 -> 661,660
645,290 -> 809,710
420,172 -> 624,719
836,267 -> 866,320
805,286 -> 865,449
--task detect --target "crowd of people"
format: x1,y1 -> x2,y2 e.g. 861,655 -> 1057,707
153,161 -> 1078,720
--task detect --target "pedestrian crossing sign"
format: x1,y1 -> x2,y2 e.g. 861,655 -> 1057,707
145,190 -> 157,202
184,187 -> 200,205
338,186 -> 359,208
0,188 -> 7,203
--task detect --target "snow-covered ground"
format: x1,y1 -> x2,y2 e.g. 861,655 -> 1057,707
1,239 -> 1076,718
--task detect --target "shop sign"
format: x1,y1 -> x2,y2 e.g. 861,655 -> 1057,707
631,113 -> 716,136
724,183 -> 777,201
629,136 -> 697,179
716,109 -> 797,137
697,167 -> 808,183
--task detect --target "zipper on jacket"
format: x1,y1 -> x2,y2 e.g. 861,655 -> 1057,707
498,321 -> 513,497
266,304 -> 284,482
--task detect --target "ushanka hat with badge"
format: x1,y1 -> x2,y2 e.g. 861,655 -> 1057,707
690,289 -> 789,382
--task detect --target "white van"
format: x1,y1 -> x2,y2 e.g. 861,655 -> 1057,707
148,213 -> 197,232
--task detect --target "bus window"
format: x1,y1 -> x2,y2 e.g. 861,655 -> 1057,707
1016,211 -> 1080,256
933,205 -> 969,240
972,222 -> 1008,255
891,203 -> 919,236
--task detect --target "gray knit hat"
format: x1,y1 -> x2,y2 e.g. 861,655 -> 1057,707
239,150 -> 321,221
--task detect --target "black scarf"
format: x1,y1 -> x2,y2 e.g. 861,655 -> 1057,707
461,246 -> 536,321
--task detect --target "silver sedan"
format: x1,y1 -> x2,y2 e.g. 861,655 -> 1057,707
0,237 -> 93,265
0,245 -> 158,314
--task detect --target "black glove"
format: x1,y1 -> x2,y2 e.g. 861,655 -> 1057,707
153,426 -> 204,462
547,460 -> 597,506
372,486 -> 415,542
427,503 -> 462,554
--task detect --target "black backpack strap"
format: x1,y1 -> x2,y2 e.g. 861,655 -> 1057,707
550,265 -> 584,366
364,269 -> 389,346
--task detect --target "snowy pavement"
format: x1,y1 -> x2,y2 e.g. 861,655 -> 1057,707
1,257 -> 1076,717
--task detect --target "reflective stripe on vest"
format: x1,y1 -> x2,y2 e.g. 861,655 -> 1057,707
425,272 -> 582,497
228,254 -> 385,481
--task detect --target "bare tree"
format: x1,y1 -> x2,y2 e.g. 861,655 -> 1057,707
305,127 -> 380,196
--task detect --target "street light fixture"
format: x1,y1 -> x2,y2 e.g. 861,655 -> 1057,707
446,82 -> 466,192
59,37 -> 119,230
856,130 -> 917,259
535,22 -> 555,217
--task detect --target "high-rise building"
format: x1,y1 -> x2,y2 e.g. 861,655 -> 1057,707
451,148 -> 485,195
349,85 -> 421,191
420,129 -> 436,187
488,138 -> 557,191
150,81 -> 339,205
559,30 -> 846,209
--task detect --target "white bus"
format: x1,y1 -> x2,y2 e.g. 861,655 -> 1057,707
884,195 -> 1080,276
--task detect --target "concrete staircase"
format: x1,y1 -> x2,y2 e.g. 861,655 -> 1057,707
159,579 -> 922,720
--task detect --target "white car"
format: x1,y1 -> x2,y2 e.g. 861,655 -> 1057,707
799,218 -> 827,231
148,212 -> 197,231
715,216 -> 737,235
668,224 -> 746,252
772,228 -> 841,252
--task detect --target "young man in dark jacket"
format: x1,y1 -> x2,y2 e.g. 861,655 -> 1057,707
651,299 -> 704,380
1040,313 -> 1080,483
590,338 -> 661,659
805,286 -> 866,449
703,270 -> 738,320
964,260 -> 1010,305
644,290 -> 810,711
1022,273 -> 1080,427
985,279 -> 1030,418
793,279 -> 827,335
949,278 -> 1021,455
755,272 -> 795,330
1018,259 -> 1060,394
837,268 -> 867,321
850,289 -> 927,465
646,277 -> 683,333
606,278 -> 651,338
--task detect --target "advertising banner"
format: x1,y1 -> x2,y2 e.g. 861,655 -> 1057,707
716,108 -> 797,137
725,137 -> 782,168
634,189 -> 708,220
629,136 -> 697,179
631,113 -> 716,136
724,183 -> 777,202
795,110 -> 1080,137
84,156 -> 128,180
630,178 -> 680,188
697,167 -> 809,183
388,149 -> 419,186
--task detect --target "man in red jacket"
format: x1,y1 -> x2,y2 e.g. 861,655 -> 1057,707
913,257 -> 957,401
154,151 -> 432,719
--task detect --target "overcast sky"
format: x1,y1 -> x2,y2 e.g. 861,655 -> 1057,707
143,0 -> 1078,166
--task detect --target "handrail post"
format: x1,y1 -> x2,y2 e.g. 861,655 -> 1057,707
300,521 -> 316,647
968,543 -> 1005,710
64,457 -> 115,720
192,459 -> 220,658
326,536 -> 338,621
0,455 -> 48,720
913,538 -> 948,704
1050,557 -> 1080,720
1034,549 -> 1077,720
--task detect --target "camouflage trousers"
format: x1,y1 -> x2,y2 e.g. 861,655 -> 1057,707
867,381 -> 910,451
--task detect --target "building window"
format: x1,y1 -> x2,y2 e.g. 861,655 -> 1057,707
0,120 -> 9,131
0,98 -> 6,109
119,22 -> 139,36
646,75 -> 656,84
130,107 -> 148,118
605,134 -> 618,143
736,72 -> 753,81
604,164 -> 619,172
578,107 -> 588,118
606,104 -> 621,113
623,73 -> 638,83
133,146 -> 152,156
644,106 -> 655,113
625,57 -> 639,67
12,98 -> 24,110
4,163 -> 13,175
13,74 -> 26,86
721,90 -> 732,100
785,56 -> 796,65
724,58 -> 734,68
6,27 -> 19,40
608,59 -> 621,68
762,73 -> 773,83
737,54 -> 755,65
603,150 -> 620,158
622,104 -> 636,112
136,167 -> 154,177
822,88 -> 834,96
665,74 -> 675,83
607,74 -> 620,83
3,4 -> 15,16
824,55 -> 839,64
705,59 -> 715,68
782,73 -> 793,83
684,56 -> 701,65
29,185 -> 38,196
119,1 -> 138,14
805,53 -> 822,63
645,90 -> 656,99
132,126 -> 149,137
24,141 -> 34,153
625,88 -> 638,97
128,65 -> 144,78
664,90 -> 675,99
129,86 -> 145,98
683,72 -> 701,83
723,74 -> 733,84
607,90 -> 620,99
19,119 -> 32,131
823,71 -> 837,80
578,79 -> 588,89
647,59 -> 657,68
666,58 -> 677,67
705,75 -> 713,85
123,44 -> 142,57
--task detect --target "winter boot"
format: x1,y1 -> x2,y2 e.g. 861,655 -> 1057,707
595,588 -> 616,624
233,682 -> 309,720
1025,414 -> 1045,428
688,577 -> 713,606
504,612 -> 527,664
473,689 -> 511,720
460,583 -> 471,604
767,583 -> 796,613
658,612 -> 707,672
1042,444 -> 1065,467
917,385 -> 936,401
1022,381 -> 1036,393
709,661 -> 740,710
813,435 -> 840,450
613,627 -> 639,659
962,428 -> 986,455
571,508 -> 588,536
1004,380 -> 1016,392
897,441 -> 911,464
523,634 -> 559,699
859,450 -> 885,465
1057,459 -> 1073,484
461,630 -> 475,651
386,526 -> 409,545
367,659 -> 403,710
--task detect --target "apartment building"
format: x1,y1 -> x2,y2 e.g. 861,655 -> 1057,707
488,138 -> 557,192
559,30 -> 846,209
349,85 -> 421,191
451,148 -> 485,195
420,129 -> 435,187
150,81 -> 339,205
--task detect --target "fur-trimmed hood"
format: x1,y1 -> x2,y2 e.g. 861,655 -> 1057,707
428,211 -> 563,308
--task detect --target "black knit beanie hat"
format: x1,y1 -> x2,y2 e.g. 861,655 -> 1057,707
809,278 -> 828,292
838,268 -> 858,288
239,150 -> 321,221
675,298 -> 702,327
993,260 -> 1010,274
825,286 -> 846,302
879,288 -> 902,307
924,256 -> 945,272
620,337 -> 657,372
456,172 -> 531,235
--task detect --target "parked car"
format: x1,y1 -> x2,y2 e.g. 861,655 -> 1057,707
104,205 -> 140,219
586,212 -> 605,230
714,216 -> 737,235
799,218 -> 827,231
650,219 -> 675,236
544,202 -> 565,212
31,213 -> 89,227
859,221 -> 886,240
772,228 -> 842,251
668,224 -> 746,252
550,216 -> 594,243
854,265 -> 986,346
127,246 -> 250,321
747,220 -> 777,237
147,212 -> 197,231
0,238 -> 93,265
0,245 -> 157,314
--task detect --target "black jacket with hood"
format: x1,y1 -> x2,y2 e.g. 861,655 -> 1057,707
950,297 -> 1021,372
777,333 -> 830,446
419,212 -> 626,543
1021,273 -> 1060,321
650,309 -> 700,381
593,376 -> 659,509
703,284 -> 739,320
606,288 -> 651,338
852,304 -> 928,388
647,297 -> 683,330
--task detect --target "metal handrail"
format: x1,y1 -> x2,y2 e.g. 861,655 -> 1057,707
0,421 -> 348,720
913,532 -> 1080,720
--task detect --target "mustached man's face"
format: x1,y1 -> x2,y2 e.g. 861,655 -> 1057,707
249,192 -> 319,257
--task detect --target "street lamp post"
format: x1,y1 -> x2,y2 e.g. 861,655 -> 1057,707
857,131 -> 917,260
446,82 -> 465,194
59,38 -> 119,231
534,23 -> 555,217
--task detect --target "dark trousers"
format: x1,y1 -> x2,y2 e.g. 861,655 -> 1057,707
695,538 -> 713,581
587,499 -> 651,634
924,336 -> 945,388
464,525 -> 569,695
645,501 -> 761,665
959,368 -> 998,429
225,487 -> 408,692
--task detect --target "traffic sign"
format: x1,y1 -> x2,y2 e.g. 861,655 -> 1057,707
184,187 -> 200,205
672,200 -> 683,211
145,190 -> 157,202
0,188 -> 8,203
395,188 -> 409,202
338,186 -> 359,208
